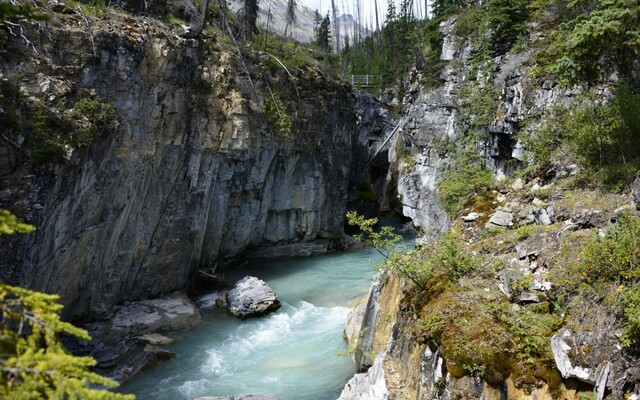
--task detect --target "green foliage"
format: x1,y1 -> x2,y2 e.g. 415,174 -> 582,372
72,97 -> 115,128
425,232 -> 477,281
0,211 -> 134,399
314,13 -> 331,52
621,285 -> 640,346
29,108 -> 69,165
419,282 -> 561,383
0,210 -> 35,235
0,1 -> 48,43
346,211 -> 403,259
341,5 -> 444,89
551,0 -> 640,83
28,97 -> 115,165
577,214 -> 640,284
263,93 -> 292,139
0,79 -> 23,132
565,213 -> 640,346
357,182 -> 379,203
438,153 -> 494,215
521,86 -> 640,187
0,284 -> 135,400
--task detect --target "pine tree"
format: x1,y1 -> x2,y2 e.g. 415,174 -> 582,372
315,13 -> 332,52
284,0 -> 297,37
243,0 -> 260,38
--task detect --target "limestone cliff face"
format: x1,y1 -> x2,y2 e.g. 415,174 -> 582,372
341,15 -> 633,400
0,12 -> 357,319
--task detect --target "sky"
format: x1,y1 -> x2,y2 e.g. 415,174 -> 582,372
301,0 -> 383,23
299,0 -> 430,26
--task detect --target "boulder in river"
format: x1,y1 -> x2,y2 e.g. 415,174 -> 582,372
226,276 -> 281,318
194,397 -> 234,400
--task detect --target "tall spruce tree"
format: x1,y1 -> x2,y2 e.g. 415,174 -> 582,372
284,0 -> 297,37
316,13 -> 332,51
243,0 -> 259,38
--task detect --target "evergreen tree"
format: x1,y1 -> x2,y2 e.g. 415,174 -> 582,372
243,0 -> 259,38
0,210 -> 134,399
284,0 -> 297,37
316,13 -> 332,51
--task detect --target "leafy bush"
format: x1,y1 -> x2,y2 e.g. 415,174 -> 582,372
263,93 -> 292,140
0,284 -> 136,399
566,213 -> 640,346
29,108 -> 69,165
419,284 -> 561,384
72,97 -> 115,127
438,156 -> 494,215
522,86 -> 640,187
577,214 -> 640,283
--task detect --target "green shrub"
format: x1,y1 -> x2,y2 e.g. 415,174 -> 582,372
72,97 -> 115,129
438,158 -> 494,215
522,86 -> 640,187
0,79 -> 22,132
551,0 -> 640,83
29,108 -> 69,165
263,93 -> 292,140
577,214 -> 640,283
622,285 -> 640,346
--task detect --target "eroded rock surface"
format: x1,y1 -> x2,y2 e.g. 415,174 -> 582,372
226,276 -> 281,318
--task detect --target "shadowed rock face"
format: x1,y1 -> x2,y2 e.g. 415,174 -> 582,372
0,14 -> 359,320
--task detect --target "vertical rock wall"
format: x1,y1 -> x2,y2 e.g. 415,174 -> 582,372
0,14 -> 358,319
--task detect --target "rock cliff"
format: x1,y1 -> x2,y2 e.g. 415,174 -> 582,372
342,13 -> 640,400
0,8 -> 360,320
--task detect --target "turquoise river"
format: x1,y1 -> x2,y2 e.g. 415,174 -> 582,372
119,219 -> 412,400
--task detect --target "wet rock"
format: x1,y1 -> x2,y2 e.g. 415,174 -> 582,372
487,210 -> 514,227
227,276 -> 281,319
138,347 -> 176,371
239,396 -> 279,400
338,352 -> 389,400
136,333 -> 175,346
246,241 -> 329,259
112,292 -> 201,336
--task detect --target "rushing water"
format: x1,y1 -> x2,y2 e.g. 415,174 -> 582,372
119,220 -> 412,400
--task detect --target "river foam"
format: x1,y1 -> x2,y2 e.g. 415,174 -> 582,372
118,218 -> 413,400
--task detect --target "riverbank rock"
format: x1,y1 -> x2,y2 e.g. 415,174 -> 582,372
239,396 -> 279,400
136,333 -> 175,346
227,276 -> 281,318
112,292 -> 201,336
338,352 -> 389,400
194,397 -> 234,400
71,292 -> 200,382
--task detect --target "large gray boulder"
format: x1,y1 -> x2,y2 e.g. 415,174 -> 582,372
226,276 -> 281,318
111,292 -> 201,336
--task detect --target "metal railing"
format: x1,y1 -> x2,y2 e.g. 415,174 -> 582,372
350,75 -> 376,88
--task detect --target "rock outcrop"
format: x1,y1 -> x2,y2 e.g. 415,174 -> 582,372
342,12 -> 640,400
74,291 -> 199,381
226,276 -> 280,318
0,9 -> 362,320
